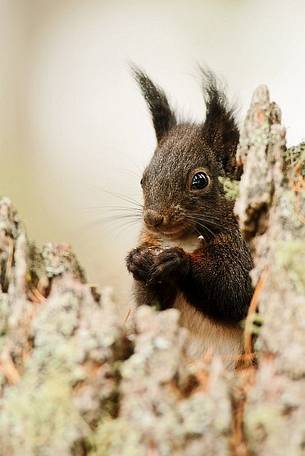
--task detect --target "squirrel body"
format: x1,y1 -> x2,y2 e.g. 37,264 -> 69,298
136,228 -> 244,363
126,69 -> 253,365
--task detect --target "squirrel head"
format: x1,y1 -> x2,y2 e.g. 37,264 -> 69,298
133,67 -> 240,239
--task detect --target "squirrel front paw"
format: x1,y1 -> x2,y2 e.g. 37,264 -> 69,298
126,246 -> 159,283
148,247 -> 190,285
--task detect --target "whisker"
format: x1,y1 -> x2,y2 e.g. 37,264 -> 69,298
85,212 -> 141,231
184,213 -> 229,233
185,212 -> 225,223
110,219 -> 141,240
184,214 -> 215,235
93,217 -> 140,240
195,221 -> 216,238
194,226 -> 206,241
97,188 -> 143,209
84,205 -> 143,214
183,214 -> 219,238
96,214 -> 142,224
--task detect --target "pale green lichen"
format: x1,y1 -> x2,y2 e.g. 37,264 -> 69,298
244,313 -> 264,337
284,142 -> 305,176
245,405 -> 282,443
275,240 -> 305,293
89,419 -> 145,456
0,367 -> 88,456
0,196 -> 24,240
41,242 -> 86,282
0,292 -> 9,335
0,283 -> 129,454
218,176 -> 240,200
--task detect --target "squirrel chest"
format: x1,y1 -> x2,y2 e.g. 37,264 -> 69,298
160,234 -> 202,253
152,233 -> 243,364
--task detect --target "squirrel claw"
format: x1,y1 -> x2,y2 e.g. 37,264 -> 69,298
148,247 -> 190,285
126,246 -> 155,283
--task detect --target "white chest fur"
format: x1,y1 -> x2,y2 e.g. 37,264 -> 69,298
174,294 -> 243,368
161,233 -> 202,253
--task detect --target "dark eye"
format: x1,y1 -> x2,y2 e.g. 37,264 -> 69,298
140,178 -> 143,186
190,172 -> 210,190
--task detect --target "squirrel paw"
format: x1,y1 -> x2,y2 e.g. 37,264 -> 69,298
148,247 -> 190,285
126,246 -> 157,283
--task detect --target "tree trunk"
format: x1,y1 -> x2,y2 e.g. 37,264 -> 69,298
0,85 -> 304,455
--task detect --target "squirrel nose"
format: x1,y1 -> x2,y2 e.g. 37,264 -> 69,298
144,209 -> 164,228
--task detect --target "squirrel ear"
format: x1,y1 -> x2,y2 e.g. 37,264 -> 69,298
132,66 -> 177,143
201,69 -> 240,177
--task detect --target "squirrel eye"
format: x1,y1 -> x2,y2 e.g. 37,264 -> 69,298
140,178 -> 144,186
191,172 -> 209,190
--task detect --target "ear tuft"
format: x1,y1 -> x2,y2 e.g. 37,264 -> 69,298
201,68 -> 240,177
131,65 -> 177,143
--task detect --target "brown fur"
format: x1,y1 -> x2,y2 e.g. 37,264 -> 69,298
126,67 -> 253,365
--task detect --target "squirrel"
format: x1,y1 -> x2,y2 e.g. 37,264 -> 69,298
126,67 -> 253,365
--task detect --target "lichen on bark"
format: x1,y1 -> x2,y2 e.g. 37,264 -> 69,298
0,198 -> 233,455
235,86 -> 305,455
0,82 -> 305,455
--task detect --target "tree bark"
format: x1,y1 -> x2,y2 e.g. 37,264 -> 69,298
0,84 -> 304,455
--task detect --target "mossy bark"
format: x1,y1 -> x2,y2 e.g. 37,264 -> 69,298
0,85 -> 305,455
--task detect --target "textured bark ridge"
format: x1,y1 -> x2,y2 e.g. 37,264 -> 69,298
235,87 -> 305,456
0,85 -> 305,455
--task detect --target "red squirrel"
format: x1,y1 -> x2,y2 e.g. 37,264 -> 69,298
126,68 -> 253,364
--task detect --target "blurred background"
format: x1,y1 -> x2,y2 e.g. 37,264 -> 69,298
1,0 -> 304,315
